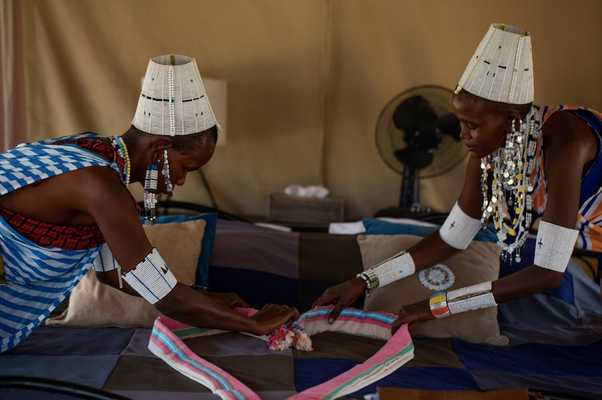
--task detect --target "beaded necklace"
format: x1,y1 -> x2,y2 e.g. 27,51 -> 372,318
480,107 -> 541,262
112,136 -> 131,185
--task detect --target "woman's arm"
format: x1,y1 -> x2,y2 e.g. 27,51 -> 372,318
313,156 -> 484,322
76,167 -> 296,335
393,111 -> 598,330
492,111 -> 596,301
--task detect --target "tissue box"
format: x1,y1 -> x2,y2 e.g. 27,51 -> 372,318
269,193 -> 345,224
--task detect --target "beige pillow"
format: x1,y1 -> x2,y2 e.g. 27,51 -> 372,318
46,219 -> 206,328
358,234 -> 508,345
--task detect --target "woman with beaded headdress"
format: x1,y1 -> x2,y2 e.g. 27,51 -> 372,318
315,24 -> 602,330
0,54 -> 297,353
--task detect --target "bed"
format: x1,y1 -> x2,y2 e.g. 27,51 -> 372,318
0,219 -> 601,399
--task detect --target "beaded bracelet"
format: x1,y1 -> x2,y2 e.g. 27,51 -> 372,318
429,291 -> 450,319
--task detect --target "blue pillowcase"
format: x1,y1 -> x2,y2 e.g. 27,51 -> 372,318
152,214 -> 217,288
362,218 -> 498,243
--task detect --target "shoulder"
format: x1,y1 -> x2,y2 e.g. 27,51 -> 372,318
38,132 -> 100,145
542,109 -> 596,164
69,166 -> 130,204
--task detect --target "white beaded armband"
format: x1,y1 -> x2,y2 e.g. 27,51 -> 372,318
447,281 -> 497,315
93,244 -> 119,272
121,248 -> 178,304
439,202 -> 482,250
357,251 -> 416,290
93,244 -> 124,289
534,221 -> 578,273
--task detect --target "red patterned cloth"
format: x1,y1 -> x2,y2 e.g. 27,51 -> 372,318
0,208 -> 105,250
0,136 -> 128,250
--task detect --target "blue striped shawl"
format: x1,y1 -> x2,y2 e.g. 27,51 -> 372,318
0,134 -> 119,352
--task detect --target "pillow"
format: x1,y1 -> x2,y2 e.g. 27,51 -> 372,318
46,215 -> 213,328
363,219 -> 578,303
46,269 -> 161,328
154,214 -> 217,288
358,234 -> 508,345
362,218 -> 498,243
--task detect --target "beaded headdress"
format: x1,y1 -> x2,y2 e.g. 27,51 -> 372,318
131,54 -> 219,223
132,54 -> 219,136
455,24 -> 534,105
458,24 -> 540,260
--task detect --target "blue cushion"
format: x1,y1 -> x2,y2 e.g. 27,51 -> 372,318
362,218 -> 498,243
152,214 -> 217,288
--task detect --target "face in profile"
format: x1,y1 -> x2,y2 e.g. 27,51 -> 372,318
452,91 -> 511,158
159,127 -> 217,192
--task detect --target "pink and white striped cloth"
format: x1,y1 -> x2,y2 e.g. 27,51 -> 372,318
148,307 -> 414,400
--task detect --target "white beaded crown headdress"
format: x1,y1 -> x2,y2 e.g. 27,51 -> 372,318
455,24 -> 534,105
132,54 -> 219,136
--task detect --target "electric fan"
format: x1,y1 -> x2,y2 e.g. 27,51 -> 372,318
375,85 -> 465,218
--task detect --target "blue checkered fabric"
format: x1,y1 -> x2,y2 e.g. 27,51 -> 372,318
0,134 -> 119,352
0,135 -> 116,196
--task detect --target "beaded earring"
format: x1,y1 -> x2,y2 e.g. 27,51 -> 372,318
161,149 -> 174,193
144,161 -> 159,224
500,118 -> 527,190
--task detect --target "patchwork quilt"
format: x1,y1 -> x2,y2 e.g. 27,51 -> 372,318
1,220 -> 601,399
1,324 -> 601,399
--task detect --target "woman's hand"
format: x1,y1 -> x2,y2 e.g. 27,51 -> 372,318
391,300 -> 433,334
312,277 -> 367,323
250,304 -> 299,336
